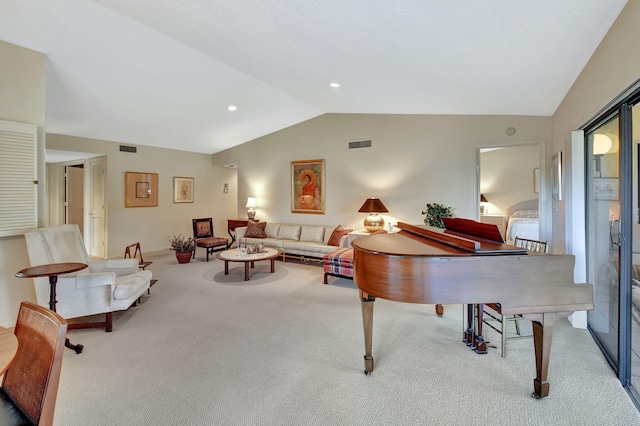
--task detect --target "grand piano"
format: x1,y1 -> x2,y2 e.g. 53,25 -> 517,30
351,219 -> 594,398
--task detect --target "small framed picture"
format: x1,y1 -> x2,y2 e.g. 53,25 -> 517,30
480,205 -> 486,215
125,172 -> 158,207
173,177 -> 194,203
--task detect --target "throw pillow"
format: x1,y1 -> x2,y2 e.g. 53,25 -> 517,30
244,221 -> 266,238
327,225 -> 352,246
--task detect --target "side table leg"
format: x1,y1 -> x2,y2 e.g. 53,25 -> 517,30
48,275 -> 58,311
65,338 -> 84,354
245,263 -> 250,281
49,275 -> 83,354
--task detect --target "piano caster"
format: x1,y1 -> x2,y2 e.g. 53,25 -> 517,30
364,355 -> 374,374
533,379 -> 550,399
435,304 -> 443,317
463,328 -> 474,346
473,337 -> 487,354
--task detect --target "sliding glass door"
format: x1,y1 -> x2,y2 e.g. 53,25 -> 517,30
586,95 -> 640,406
630,102 -> 640,394
586,116 -> 621,365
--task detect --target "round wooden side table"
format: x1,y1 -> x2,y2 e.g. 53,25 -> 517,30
16,262 -> 88,354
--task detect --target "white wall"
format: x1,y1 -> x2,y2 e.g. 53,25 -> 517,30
212,114 -> 551,231
552,0 -> 640,253
46,133 -> 238,256
0,41 -> 45,327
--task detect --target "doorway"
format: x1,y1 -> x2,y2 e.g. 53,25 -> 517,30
48,154 -> 107,258
477,142 -> 543,242
64,164 -> 84,230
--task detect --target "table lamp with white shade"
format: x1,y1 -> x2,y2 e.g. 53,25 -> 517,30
245,197 -> 257,220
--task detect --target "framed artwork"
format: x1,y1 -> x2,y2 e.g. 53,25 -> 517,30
125,172 -> 158,207
533,168 -> 540,194
594,177 -> 619,200
173,176 -> 194,203
291,159 -> 325,214
552,151 -> 562,201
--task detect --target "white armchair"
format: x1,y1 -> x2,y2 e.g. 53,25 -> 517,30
24,224 -> 151,332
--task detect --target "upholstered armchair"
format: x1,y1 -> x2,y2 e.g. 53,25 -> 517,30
23,224 -> 151,332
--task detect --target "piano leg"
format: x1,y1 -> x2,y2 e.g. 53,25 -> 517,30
463,304 -> 474,346
473,303 -> 487,354
360,289 -> 375,374
435,304 -> 443,317
532,317 -> 554,398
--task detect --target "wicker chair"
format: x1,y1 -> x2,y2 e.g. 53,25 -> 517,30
0,302 -> 68,425
483,237 -> 549,357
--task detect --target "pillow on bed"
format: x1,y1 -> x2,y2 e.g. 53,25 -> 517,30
511,210 -> 538,219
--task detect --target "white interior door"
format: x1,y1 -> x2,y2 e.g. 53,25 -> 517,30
88,157 -> 106,258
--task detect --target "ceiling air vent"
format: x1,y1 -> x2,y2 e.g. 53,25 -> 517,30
119,145 -> 137,153
348,139 -> 372,149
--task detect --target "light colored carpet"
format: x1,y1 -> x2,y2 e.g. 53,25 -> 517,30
54,252 -> 640,425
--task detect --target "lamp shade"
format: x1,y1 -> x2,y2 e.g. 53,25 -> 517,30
245,197 -> 257,208
593,134 -> 613,155
358,197 -> 389,213
480,194 -> 488,203
358,198 -> 388,232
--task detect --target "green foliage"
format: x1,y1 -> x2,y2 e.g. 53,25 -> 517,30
169,234 -> 196,253
421,203 -> 454,229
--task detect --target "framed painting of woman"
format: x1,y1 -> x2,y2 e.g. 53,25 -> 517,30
291,159 -> 325,214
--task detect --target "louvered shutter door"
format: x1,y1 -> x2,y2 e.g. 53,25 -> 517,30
0,120 -> 37,237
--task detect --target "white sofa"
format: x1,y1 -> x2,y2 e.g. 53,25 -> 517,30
235,223 -> 342,261
24,224 -> 152,332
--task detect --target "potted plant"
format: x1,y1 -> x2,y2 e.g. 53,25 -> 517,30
169,234 -> 196,264
422,203 -> 453,229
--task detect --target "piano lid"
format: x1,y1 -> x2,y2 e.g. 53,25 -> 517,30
442,217 -> 503,243
393,221 -> 527,255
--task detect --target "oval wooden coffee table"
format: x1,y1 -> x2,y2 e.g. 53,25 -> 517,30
217,248 -> 282,281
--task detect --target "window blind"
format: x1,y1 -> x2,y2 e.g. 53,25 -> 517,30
0,120 -> 37,237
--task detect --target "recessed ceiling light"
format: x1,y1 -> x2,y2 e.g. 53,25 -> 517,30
329,82 -> 340,88
227,105 -> 237,111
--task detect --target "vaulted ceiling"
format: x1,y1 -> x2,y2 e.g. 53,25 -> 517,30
0,1 -> 628,155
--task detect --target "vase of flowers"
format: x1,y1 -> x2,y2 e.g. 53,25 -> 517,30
422,203 -> 454,229
169,234 -> 196,264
